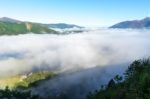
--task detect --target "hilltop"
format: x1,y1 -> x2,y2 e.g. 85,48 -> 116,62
110,17 -> 150,29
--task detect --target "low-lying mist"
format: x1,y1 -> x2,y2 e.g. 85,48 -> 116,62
0,28 -> 150,98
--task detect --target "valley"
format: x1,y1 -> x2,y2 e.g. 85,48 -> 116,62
0,0 -> 150,98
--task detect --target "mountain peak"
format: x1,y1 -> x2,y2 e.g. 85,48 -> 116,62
0,17 -> 21,23
142,17 -> 150,21
110,17 -> 150,28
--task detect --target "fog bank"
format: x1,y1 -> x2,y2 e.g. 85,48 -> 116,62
0,29 -> 150,76
0,28 -> 150,98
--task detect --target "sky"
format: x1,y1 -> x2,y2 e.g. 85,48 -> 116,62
0,0 -> 150,27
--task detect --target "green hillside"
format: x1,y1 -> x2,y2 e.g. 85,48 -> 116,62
0,22 -> 58,35
87,59 -> 150,99
0,71 -> 55,89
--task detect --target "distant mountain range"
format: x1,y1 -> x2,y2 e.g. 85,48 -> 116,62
47,23 -> 83,29
110,17 -> 150,29
0,17 -> 83,35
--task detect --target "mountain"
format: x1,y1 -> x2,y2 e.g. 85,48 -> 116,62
0,17 -> 58,35
47,23 -> 83,29
0,22 -> 58,35
110,17 -> 150,28
0,17 -> 21,23
0,17 -> 84,35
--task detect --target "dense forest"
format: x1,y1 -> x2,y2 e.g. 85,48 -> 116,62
0,87 -> 41,99
0,86 -> 70,99
87,58 -> 150,99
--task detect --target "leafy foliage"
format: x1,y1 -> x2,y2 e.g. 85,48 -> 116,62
87,58 -> 150,99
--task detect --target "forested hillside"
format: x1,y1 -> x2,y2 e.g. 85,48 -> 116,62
87,58 -> 150,99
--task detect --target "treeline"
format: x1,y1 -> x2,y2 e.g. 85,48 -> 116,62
0,86 -> 41,99
0,86 -> 70,99
87,58 -> 150,99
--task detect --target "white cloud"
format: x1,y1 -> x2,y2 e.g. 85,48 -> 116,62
0,29 -> 150,77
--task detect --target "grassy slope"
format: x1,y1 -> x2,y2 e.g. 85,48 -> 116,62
0,22 -> 58,35
0,71 -> 55,89
0,76 -> 21,89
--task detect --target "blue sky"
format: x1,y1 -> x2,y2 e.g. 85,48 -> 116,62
0,0 -> 150,26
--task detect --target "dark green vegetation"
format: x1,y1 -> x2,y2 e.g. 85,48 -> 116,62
0,86 -> 69,99
0,22 -> 58,35
87,58 -> 150,99
0,86 -> 41,99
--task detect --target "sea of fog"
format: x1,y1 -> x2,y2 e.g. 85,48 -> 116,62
0,28 -> 150,99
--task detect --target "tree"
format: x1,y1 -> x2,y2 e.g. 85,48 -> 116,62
87,58 -> 150,99
0,87 -> 42,99
114,75 -> 123,83
107,79 -> 115,88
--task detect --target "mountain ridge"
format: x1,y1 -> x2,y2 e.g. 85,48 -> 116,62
0,17 -> 83,29
0,17 -> 22,23
47,23 -> 83,29
0,17 -> 84,35
110,17 -> 150,28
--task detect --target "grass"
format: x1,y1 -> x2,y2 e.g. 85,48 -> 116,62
0,76 -> 21,89
0,71 -> 55,89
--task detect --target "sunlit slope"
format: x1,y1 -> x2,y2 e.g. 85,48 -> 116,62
0,76 -> 21,89
0,71 -> 55,89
